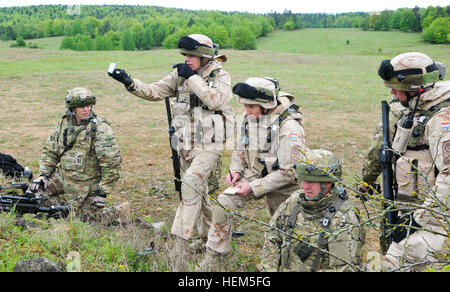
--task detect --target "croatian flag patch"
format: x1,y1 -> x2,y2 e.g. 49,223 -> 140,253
289,133 -> 299,141
442,122 -> 450,131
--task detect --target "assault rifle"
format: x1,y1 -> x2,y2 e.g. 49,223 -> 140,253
165,97 -> 182,201
0,182 -> 29,193
378,101 -> 398,249
0,183 -> 70,219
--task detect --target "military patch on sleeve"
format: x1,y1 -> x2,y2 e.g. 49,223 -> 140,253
444,141 -> 450,165
289,133 -> 300,141
442,122 -> 450,131
219,73 -> 231,85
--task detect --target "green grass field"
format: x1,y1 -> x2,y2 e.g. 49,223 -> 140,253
0,28 -> 449,271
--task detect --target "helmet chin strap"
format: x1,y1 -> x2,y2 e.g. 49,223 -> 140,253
313,182 -> 328,202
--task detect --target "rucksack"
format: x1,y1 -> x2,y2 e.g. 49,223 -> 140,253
0,153 -> 25,178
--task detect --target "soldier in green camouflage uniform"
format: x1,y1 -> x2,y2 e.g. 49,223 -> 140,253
259,149 -> 365,272
28,87 -> 127,224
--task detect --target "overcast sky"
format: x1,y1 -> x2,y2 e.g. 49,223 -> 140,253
0,0 -> 448,14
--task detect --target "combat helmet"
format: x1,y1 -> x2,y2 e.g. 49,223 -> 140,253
177,34 -> 218,60
296,149 -> 342,183
233,77 -> 281,109
65,87 -> 96,109
378,52 -> 442,92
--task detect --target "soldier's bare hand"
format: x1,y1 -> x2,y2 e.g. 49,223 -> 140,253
236,181 -> 251,196
226,172 -> 240,186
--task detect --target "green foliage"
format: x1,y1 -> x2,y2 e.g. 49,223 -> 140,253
206,23 -> 229,48
59,33 -> 94,51
422,17 -> 449,43
283,21 -> 296,31
1,4 -> 449,51
230,26 -> 256,50
121,29 -> 136,51
0,5 -> 275,51
16,36 -> 26,47
400,10 -> 416,32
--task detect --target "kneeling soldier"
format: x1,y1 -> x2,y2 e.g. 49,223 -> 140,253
199,77 -> 308,270
259,149 -> 365,272
29,87 -> 129,224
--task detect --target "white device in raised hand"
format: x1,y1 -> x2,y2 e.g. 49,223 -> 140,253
108,62 -> 116,74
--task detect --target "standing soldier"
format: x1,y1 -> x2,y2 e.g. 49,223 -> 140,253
199,77 -> 308,270
108,34 -> 234,270
28,87 -> 127,224
259,149 -> 365,272
360,52 -> 449,271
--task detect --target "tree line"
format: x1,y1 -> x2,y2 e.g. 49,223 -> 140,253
0,5 -> 273,51
0,4 -> 448,52
270,6 -> 449,43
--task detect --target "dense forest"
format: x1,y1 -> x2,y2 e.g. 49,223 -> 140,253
0,4 -> 449,51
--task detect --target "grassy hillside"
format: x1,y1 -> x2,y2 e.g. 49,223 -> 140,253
0,28 -> 448,272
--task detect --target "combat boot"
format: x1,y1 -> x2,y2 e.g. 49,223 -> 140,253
170,237 -> 191,272
189,238 -> 207,254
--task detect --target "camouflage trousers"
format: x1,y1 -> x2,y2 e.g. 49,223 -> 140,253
205,172 -> 299,255
38,171 -> 130,225
170,151 -> 221,241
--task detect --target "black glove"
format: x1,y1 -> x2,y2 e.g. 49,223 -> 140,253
392,213 -> 421,243
173,63 -> 195,79
108,68 -> 133,87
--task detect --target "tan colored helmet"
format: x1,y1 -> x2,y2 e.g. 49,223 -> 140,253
178,34 -> 217,60
296,149 -> 342,183
378,52 -> 440,92
65,87 -> 96,109
233,77 -> 280,109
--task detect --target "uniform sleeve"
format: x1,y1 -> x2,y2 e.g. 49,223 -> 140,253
250,119 -> 308,198
361,103 -> 405,185
128,70 -> 178,101
185,69 -> 232,111
229,150 -> 247,174
95,122 -> 122,195
39,121 -> 62,177
415,107 -> 450,226
229,113 -> 247,173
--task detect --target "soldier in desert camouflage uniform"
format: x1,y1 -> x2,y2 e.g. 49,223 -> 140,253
197,77 -> 308,270
108,34 -> 234,270
360,52 -> 449,271
259,149 -> 365,272
28,87 -> 127,224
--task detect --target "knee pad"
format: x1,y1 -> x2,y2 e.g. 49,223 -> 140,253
212,194 -> 235,223
212,205 -> 227,224
181,172 -> 204,204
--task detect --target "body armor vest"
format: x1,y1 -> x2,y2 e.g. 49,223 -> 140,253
393,99 -> 450,202
241,104 -> 301,177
